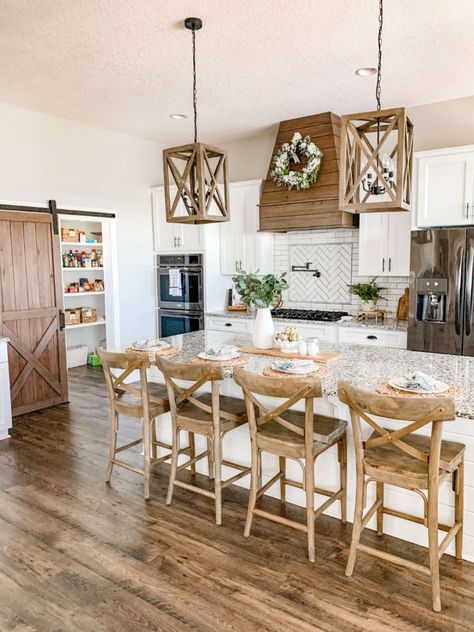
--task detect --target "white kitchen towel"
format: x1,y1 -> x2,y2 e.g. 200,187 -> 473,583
169,268 -> 182,297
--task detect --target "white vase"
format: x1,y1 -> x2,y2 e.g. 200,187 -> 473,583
363,299 -> 377,312
252,307 -> 275,349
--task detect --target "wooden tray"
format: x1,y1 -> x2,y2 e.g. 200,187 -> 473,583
237,345 -> 342,364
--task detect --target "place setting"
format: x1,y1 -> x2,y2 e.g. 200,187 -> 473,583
263,358 -> 330,379
126,338 -> 180,360
377,371 -> 463,399
192,344 -> 250,367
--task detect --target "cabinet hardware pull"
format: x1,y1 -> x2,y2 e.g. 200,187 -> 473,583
239,260 -> 242,270
388,257 -> 392,272
367,335 -> 378,340
225,323 -> 232,327
382,258 -> 385,272
467,202 -> 470,219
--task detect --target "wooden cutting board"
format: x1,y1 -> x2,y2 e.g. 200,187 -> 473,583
237,345 -> 342,364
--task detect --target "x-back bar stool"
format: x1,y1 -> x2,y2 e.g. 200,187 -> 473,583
235,367 -> 347,562
157,356 -> 250,525
338,381 -> 465,612
98,348 -> 193,500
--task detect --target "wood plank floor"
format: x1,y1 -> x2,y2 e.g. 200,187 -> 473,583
1,366 -> 473,631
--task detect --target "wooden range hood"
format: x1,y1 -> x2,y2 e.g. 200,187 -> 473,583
259,112 -> 357,231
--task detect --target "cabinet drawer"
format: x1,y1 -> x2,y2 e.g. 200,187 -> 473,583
205,317 -> 251,334
338,327 -> 407,349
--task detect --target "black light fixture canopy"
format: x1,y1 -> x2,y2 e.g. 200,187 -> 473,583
162,16 -> 230,225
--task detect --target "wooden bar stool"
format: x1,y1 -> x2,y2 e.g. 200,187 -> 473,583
234,367 -> 347,562
98,348 -> 193,500
338,381 -> 465,612
156,356 -> 250,525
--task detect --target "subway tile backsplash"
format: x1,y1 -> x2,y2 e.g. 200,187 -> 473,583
274,228 -> 409,317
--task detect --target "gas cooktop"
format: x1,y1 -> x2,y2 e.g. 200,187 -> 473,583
271,308 -> 349,322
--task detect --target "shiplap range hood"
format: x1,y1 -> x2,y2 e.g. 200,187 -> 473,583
259,112 -> 357,232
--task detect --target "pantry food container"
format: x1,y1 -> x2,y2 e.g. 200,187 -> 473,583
64,308 -> 81,326
80,307 -> 97,324
67,344 -> 88,368
61,227 -> 80,242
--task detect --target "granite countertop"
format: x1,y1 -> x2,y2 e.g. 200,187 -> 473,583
206,311 -> 408,332
158,330 -> 473,419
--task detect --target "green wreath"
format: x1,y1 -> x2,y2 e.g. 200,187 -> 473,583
271,132 -> 323,191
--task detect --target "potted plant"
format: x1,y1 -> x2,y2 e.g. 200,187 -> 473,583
348,277 -> 386,312
232,270 -> 288,348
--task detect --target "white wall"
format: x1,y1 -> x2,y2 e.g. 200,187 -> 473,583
0,102 -> 160,345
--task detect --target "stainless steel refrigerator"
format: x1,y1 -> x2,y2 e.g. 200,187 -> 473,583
408,228 -> 474,355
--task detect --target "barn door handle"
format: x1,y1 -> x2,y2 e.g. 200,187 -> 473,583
59,310 -> 65,330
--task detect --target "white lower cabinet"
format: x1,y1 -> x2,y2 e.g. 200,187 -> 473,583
0,338 -> 12,440
205,316 -> 252,334
338,326 -> 407,349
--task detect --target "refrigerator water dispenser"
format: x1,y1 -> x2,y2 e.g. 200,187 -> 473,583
416,278 -> 447,323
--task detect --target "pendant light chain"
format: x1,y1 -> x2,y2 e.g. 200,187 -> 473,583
192,25 -> 198,143
376,0 -> 383,111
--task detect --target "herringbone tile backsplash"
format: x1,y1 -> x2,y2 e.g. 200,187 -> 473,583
274,229 -> 409,317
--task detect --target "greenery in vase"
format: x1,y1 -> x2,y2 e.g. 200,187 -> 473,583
348,277 -> 386,303
232,270 -> 288,308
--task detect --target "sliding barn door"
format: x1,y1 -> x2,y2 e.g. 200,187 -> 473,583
0,211 -> 68,416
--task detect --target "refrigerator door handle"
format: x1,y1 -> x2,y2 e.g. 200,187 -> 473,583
465,246 -> 474,336
455,247 -> 465,336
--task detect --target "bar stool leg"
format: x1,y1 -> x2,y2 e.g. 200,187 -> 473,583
346,470 -> 365,577
455,458 -> 464,560
338,436 -> 347,524
143,418 -> 152,501
244,443 -> 259,537
166,424 -> 180,505
279,456 -> 286,504
213,426 -> 223,526
106,412 -> 119,483
207,437 -> 214,479
376,482 -> 384,536
151,418 -> 158,459
427,488 -> 441,612
188,431 -> 196,476
304,458 -> 315,563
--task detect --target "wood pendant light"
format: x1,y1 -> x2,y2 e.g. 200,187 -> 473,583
339,0 -> 414,213
163,142 -> 229,224
339,107 -> 414,212
163,17 -> 230,225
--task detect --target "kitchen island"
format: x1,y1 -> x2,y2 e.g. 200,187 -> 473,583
147,330 -> 474,561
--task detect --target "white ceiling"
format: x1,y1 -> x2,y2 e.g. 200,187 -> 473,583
0,0 -> 473,145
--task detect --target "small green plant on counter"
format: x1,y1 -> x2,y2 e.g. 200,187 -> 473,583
232,270 -> 288,308
348,277 -> 386,304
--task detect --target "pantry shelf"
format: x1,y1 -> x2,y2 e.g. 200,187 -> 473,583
65,318 -> 106,330
60,241 -> 102,247
64,291 -> 106,297
62,267 -> 104,271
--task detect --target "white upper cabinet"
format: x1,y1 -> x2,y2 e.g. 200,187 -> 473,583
152,187 -> 203,252
220,180 -> 274,275
359,211 -> 411,277
416,147 -> 474,227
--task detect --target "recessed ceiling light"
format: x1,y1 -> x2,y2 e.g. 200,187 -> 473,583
170,113 -> 188,120
355,67 -> 377,77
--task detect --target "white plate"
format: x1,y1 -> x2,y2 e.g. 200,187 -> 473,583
271,360 -> 316,375
131,340 -> 170,352
388,377 -> 448,394
198,351 -> 240,362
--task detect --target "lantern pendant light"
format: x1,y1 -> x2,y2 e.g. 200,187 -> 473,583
163,17 -> 230,225
339,0 -> 414,213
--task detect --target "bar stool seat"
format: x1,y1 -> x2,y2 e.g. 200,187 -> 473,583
258,410 -> 346,458
364,430 -> 465,488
